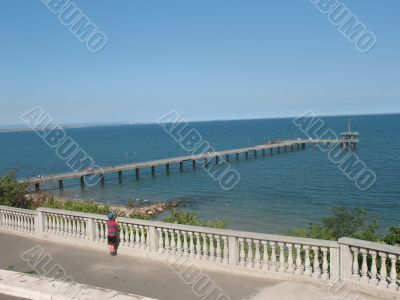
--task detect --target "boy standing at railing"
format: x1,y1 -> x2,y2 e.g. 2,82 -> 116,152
106,212 -> 118,256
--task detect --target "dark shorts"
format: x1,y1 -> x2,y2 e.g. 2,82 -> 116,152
108,236 -> 117,245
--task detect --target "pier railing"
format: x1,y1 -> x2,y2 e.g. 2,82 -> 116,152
0,205 -> 398,293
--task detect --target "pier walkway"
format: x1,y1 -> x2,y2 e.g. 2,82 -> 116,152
25,138 -> 358,192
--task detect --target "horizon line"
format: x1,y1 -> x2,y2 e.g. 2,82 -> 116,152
0,111 -> 399,132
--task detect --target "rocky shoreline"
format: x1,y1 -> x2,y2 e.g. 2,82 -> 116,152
27,193 -> 179,218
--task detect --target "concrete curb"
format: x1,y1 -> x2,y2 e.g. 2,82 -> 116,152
0,270 -> 156,300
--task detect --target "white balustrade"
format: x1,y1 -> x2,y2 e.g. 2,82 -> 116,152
1,206 -> 399,294
339,237 -> 400,292
0,206 -> 36,234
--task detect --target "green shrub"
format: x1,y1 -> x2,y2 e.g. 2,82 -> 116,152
286,207 -> 381,242
0,170 -> 30,208
163,210 -> 227,229
44,197 -> 109,214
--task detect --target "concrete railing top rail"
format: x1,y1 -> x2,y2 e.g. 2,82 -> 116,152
0,205 -> 37,215
339,237 -> 400,255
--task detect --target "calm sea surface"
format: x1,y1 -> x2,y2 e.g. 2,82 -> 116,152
1,114 -> 399,233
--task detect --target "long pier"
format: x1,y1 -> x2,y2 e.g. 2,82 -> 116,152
26,138 -> 358,192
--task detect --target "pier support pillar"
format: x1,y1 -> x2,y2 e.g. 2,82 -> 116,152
35,183 -> 40,193
302,143 -> 306,149
204,158 -> 208,168
215,156 -> 219,164
80,176 -> 85,189
236,153 -> 239,161
262,149 -> 265,156
297,144 -> 300,150
225,154 -> 229,162
245,152 -> 248,159
270,148 -> 273,155
192,160 -> 196,169
253,150 -> 257,157
118,171 -> 123,183
290,145 -> 294,151
180,161 -> 184,171
100,174 -> 105,185
166,163 -> 170,173
135,168 -> 140,179
151,166 -> 156,176
58,180 -> 64,191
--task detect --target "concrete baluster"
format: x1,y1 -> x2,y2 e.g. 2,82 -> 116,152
209,234 -> 215,262
145,226 -> 150,250
67,216 -> 73,237
261,241 -> 269,270
303,246 -> 312,276
321,247 -> 329,280
312,246 -> 321,278
94,220 -> 100,242
215,235 -> 222,263
388,254 -> 398,290
182,231 -> 189,257
163,228 -> 170,254
294,244 -> 303,275
378,252 -> 388,288
278,242 -> 285,273
350,247 -> 360,280
129,224 -> 134,247
43,213 -> 48,233
76,217 -> 82,238
176,230 -> 182,256
135,225 -> 140,248
368,250 -> 378,285
55,214 -> 60,234
270,241 -> 277,272
140,226 -> 146,249
169,229 -> 176,255
239,238 -> 246,266
22,215 -> 27,232
99,220 -> 105,243
120,224 -> 125,246
286,243 -> 294,274
189,232 -> 195,258
246,239 -> 254,268
222,236 -> 229,264
253,240 -> 261,269
157,228 -> 164,253
201,233 -> 208,260
360,249 -> 369,283
125,224 -> 130,246
71,217 -> 77,238
17,213 -> 21,231
195,232 -> 202,259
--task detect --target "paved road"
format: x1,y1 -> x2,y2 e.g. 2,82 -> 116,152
0,232 -> 278,300
0,232 -> 383,300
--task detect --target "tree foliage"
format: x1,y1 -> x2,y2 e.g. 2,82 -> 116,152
287,207 -> 381,242
0,170 -> 29,208
383,226 -> 400,246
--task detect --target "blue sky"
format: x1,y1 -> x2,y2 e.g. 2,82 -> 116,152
0,0 -> 399,126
